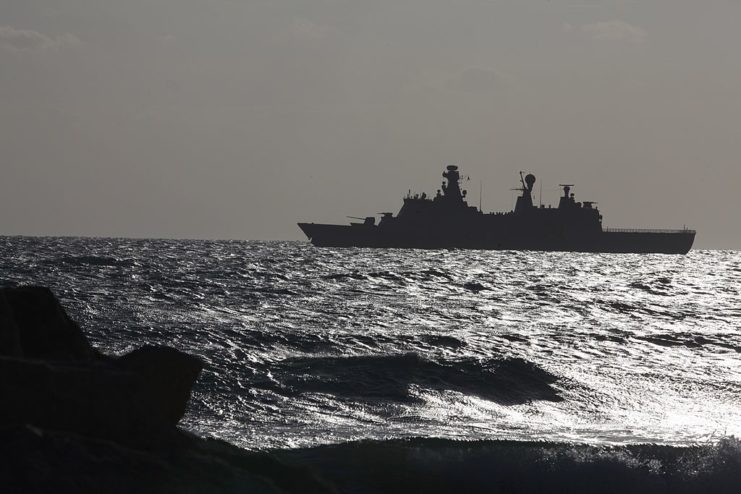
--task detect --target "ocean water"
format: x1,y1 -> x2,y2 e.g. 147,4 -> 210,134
1,237 -> 740,455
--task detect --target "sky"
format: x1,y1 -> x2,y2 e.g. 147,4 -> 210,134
1,0 -> 739,249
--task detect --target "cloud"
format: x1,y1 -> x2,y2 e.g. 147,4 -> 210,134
447,67 -> 512,93
0,26 -> 80,53
580,20 -> 646,44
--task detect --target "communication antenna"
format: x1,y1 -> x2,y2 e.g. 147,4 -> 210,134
539,182 -> 542,207
479,180 -> 483,212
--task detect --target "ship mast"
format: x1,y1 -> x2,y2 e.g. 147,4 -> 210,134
441,165 -> 464,203
514,172 -> 536,213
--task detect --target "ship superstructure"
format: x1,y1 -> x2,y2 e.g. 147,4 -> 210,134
298,166 -> 695,253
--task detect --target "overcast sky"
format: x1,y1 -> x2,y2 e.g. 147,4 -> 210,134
1,1 -> 739,248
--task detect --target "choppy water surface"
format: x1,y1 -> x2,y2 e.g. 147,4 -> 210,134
1,237 -> 740,450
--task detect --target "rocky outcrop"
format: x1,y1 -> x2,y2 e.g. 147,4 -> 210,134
0,286 -> 98,361
0,424 -> 331,494
0,286 -> 202,443
0,286 -> 332,493
114,345 -> 204,432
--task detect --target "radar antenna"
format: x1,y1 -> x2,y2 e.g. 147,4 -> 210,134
558,184 -> 575,197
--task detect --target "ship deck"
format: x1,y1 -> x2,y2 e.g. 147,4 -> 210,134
603,227 -> 696,235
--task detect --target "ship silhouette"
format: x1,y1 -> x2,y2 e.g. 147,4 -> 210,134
298,166 -> 695,254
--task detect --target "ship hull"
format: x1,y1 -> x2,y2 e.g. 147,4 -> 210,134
297,223 -> 695,254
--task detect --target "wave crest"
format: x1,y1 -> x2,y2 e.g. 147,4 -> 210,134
255,353 -> 562,405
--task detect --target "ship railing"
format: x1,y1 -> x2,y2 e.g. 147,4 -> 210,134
603,227 -> 696,234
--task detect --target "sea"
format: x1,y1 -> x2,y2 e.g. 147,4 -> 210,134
2,236 -> 741,488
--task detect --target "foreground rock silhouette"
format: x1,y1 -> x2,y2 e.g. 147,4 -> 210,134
0,286 -> 330,493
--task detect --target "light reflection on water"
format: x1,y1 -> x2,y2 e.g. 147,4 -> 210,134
1,237 -> 740,450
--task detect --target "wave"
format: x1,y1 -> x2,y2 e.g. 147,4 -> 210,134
322,272 -> 368,281
420,335 -> 466,349
51,255 -> 134,267
463,281 -> 487,292
634,332 -> 741,352
254,353 -> 562,405
322,268 -> 455,284
629,280 -> 673,296
278,436 -> 741,494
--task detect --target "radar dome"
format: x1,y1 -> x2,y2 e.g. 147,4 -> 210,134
525,174 -> 536,190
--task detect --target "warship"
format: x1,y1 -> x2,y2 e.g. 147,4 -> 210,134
298,166 -> 695,253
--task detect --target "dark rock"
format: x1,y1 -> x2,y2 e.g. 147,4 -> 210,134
0,286 -> 202,443
0,425 -> 333,494
0,286 -> 336,493
0,286 -> 98,361
115,345 -> 204,433
0,348 -> 202,443
0,292 -> 23,358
